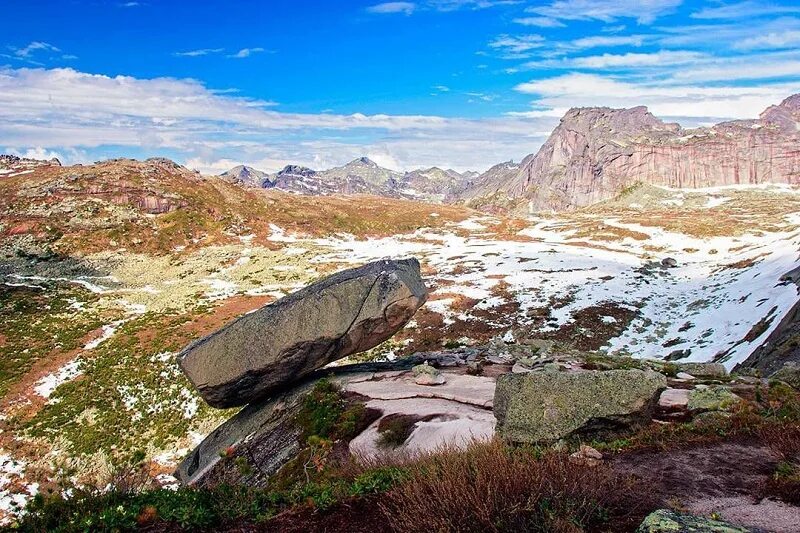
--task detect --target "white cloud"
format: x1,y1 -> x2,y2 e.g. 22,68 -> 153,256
513,72 -> 796,119
570,50 -> 706,68
736,30 -> 800,50
433,85 -> 451,92
569,34 -> 648,49
174,48 -> 224,57
13,41 -> 60,58
691,1 -> 800,19
227,47 -> 267,59
529,0 -> 682,24
367,2 -> 416,14
513,16 -> 565,27
489,34 -> 546,55
0,66 -> 557,173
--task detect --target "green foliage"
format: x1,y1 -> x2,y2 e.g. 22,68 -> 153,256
349,467 -> 408,496
774,461 -> 798,480
295,379 -> 368,442
0,284 -> 103,397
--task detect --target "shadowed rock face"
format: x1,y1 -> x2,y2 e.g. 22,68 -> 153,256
178,258 -> 428,408
456,94 -> 800,212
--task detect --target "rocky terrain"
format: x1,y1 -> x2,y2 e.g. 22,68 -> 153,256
221,158 -> 475,203
1,153 -> 799,531
456,94 -> 800,212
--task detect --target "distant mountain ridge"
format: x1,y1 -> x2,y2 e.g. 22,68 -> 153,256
454,93 -> 800,212
220,157 -> 476,202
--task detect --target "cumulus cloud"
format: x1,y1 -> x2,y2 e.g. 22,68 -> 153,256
0,66 -> 557,172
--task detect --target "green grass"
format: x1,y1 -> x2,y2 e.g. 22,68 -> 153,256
0,284 -> 104,398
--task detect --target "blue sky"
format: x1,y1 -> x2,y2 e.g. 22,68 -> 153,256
1,0 -> 799,172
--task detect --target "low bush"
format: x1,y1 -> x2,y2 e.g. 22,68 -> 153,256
379,440 -> 649,533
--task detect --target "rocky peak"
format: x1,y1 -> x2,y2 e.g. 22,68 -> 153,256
350,157 -> 378,167
0,154 -> 62,174
277,164 -> 316,177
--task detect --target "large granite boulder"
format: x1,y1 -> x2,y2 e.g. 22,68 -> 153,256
179,258 -> 427,408
494,368 -> 666,443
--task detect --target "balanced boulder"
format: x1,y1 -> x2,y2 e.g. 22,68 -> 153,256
179,258 -> 428,408
494,368 -> 666,443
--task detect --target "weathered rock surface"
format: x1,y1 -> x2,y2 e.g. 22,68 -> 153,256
737,266 -> 800,376
179,258 -> 428,408
678,362 -> 728,378
637,509 -> 750,533
687,386 -> 743,412
771,362 -> 800,390
456,94 -> 800,212
494,368 -> 666,443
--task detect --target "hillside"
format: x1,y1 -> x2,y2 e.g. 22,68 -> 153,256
1,156 -> 799,528
456,94 -> 800,212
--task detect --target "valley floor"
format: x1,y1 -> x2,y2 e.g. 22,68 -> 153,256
1,182 -> 799,525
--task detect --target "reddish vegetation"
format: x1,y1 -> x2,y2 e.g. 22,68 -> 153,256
0,158 -> 474,257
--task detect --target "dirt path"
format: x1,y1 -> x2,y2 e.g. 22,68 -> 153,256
613,440 -> 800,532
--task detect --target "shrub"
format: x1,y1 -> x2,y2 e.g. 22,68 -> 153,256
379,440 -> 649,533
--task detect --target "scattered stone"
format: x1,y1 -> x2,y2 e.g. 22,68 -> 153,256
569,445 -> 603,467
413,362 -> 446,386
636,509 -> 749,533
678,362 -> 728,378
658,388 -> 690,411
688,386 -> 743,412
179,258 -> 428,408
494,368 -> 666,444
661,257 -> 678,268
771,361 -> 800,390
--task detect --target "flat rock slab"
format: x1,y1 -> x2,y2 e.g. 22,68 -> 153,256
349,397 -> 495,459
343,372 -> 496,408
179,258 -> 427,408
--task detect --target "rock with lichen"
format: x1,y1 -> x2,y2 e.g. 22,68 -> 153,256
494,368 -> 666,444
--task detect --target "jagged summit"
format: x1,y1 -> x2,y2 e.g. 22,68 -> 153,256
455,93 -> 800,212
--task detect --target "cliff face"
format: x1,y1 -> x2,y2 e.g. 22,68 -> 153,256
462,94 -> 800,211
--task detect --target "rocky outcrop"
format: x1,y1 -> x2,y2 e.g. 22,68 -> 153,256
178,258 -> 428,408
494,368 -> 666,443
636,509 -> 749,533
456,94 -> 800,212
737,265 -> 800,376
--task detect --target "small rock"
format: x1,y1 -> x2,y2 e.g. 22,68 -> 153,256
675,372 -> 695,380
412,362 -> 446,386
569,445 -> 603,467
658,388 -> 690,411
661,257 -> 678,268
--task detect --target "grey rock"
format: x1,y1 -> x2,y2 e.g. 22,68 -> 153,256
678,362 -> 728,378
494,368 -> 666,444
179,258 -> 428,408
661,257 -> 678,268
636,509 -> 750,532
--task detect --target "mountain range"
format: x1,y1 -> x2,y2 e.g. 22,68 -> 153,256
221,157 -> 477,203
220,93 -> 800,212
